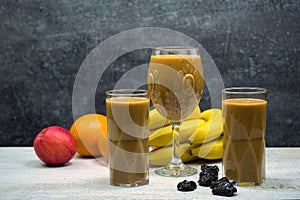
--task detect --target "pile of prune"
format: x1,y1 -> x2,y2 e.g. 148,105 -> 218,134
210,177 -> 237,197
198,164 -> 219,186
176,165 -> 237,197
177,180 -> 197,192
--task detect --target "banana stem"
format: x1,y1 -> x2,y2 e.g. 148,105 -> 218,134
170,121 -> 183,165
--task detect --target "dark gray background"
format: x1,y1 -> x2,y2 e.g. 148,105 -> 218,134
1,0 -> 299,146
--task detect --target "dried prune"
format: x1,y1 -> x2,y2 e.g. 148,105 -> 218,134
198,171 -> 218,186
210,177 -> 229,189
198,164 -> 219,186
177,180 -> 197,192
210,177 -> 237,197
201,164 -> 219,175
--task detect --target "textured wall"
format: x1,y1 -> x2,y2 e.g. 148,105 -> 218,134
0,0 -> 299,146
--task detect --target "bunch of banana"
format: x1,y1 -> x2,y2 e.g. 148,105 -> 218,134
148,106 -> 201,130
190,137 -> 223,160
149,108 -> 222,147
149,107 -> 224,166
149,143 -> 198,166
149,119 -> 206,147
187,108 -> 223,145
150,137 -> 223,166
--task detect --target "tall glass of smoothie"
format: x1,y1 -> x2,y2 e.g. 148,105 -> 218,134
148,47 -> 204,177
222,87 -> 267,186
106,89 -> 150,187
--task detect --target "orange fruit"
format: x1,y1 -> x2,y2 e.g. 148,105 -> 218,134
70,114 -> 108,157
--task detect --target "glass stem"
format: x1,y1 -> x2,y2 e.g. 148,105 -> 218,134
170,121 -> 183,165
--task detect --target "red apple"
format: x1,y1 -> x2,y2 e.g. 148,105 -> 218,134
33,126 -> 77,166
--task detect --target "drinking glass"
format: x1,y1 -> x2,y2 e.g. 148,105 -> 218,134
148,46 -> 204,177
222,87 -> 267,186
106,89 -> 150,187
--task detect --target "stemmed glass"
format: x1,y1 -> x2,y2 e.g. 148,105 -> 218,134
148,46 -> 204,177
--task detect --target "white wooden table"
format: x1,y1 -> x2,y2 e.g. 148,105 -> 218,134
0,147 -> 299,199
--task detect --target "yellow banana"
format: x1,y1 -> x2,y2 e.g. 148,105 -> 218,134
200,108 -> 222,122
149,119 -> 205,147
191,137 -> 223,160
149,143 -> 198,166
187,109 -> 223,145
148,106 -> 201,130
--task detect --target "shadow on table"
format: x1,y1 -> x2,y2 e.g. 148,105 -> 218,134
23,159 -> 74,168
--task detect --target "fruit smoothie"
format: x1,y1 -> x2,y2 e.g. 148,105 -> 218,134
106,96 -> 150,186
223,98 -> 267,185
148,55 -> 204,121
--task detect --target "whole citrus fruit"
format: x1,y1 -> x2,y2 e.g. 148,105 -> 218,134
70,114 -> 108,157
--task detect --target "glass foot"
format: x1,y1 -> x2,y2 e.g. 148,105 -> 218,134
155,163 -> 197,177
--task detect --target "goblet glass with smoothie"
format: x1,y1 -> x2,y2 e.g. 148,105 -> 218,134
148,47 -> 204,177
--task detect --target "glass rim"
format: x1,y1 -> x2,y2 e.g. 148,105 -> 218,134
152,46 -> 199,56
154,46 -> 197,50
223,87 -> 267,94
105,89 -> 148,97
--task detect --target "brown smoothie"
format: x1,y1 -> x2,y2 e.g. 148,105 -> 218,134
106,97 -> 150,186
223,98 -> 267,185
148,55 -> 204,121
